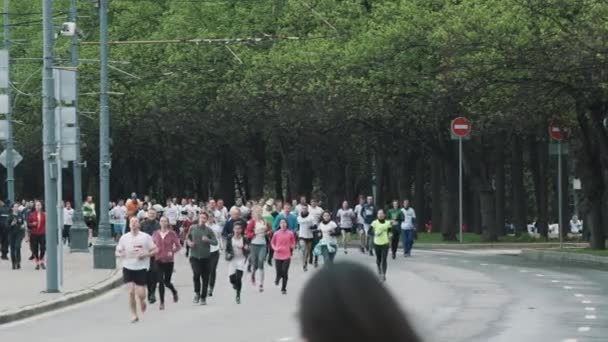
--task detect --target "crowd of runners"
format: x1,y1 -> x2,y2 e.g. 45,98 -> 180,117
114,193 -> 417,322
0,192 -> 416,323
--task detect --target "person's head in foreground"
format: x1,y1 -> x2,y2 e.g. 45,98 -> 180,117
299,261 -> 422,342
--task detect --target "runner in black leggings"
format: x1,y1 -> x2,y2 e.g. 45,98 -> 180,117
152,217 -> 181,310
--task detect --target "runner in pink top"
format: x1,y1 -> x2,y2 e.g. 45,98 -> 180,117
152,216 -> 181,310
271,218 -> 296,294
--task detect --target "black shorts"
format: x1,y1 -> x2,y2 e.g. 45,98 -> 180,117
123,268 -> 147,286
341,227 -> 354,234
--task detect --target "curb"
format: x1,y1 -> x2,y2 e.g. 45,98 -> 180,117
344,241 -> 587,250
0,269 -> 123,325
520,249 -> 608,268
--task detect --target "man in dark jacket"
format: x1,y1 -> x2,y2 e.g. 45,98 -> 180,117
140,208 -> 160,304
0,200 -> 10,260
222,207 -> 247,239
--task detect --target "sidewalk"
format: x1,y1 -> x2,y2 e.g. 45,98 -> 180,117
0,242 -> 122,324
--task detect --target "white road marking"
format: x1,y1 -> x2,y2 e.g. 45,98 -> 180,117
574,294 -> 585,298
519,270 -> 529,273
585,315 -> 596,320
577,326 -> 591,332
480,263 -> 489,266
584,307 -> 595,311
276,338 -> 295,342
563,339 -> 577,342
582,300 -> 592,304
563,286 -> 573,290
535,274 -> 544,277
551,280 -> 561,283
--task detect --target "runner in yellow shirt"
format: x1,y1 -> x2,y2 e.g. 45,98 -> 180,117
371,209 -> 391,282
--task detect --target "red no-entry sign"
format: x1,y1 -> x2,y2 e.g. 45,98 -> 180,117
549,121 -> 569,141
451,117 -> 471,137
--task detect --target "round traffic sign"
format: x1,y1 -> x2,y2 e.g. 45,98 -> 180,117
548,121 -> 569,141
451,117 -> 471,137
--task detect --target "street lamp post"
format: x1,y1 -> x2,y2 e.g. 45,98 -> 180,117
42,0 -> 60,292
68,0 -> 89,253
92,0 -> 116,269
3,0 -> 14,203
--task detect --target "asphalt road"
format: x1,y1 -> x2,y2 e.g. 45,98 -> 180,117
1,248 -> 606,342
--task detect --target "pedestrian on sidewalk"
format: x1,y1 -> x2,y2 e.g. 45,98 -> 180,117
246,205 -> 270,291
152,216 -> 181,310
116,217 -> 157,323
63,201 -> 74,246
83,195 -> 97,247
207,213 -> 223,297
226,221 -> 249,304
271,218 -> 296,295
314,211 -> 339,265
27,201 -> 46,270
8,202 -> 25,269
400,200 -> 416,257
187,212 -> 218,305
298,262 -> 422,342
141,209 -> 160,304
371,209 -> 391,282
0,200 -> 9,260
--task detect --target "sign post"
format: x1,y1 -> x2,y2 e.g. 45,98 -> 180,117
549,121 -> 568,249
451,117 -> 471,243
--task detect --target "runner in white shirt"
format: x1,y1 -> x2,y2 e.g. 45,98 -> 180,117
336,201 -> 356,254
315,212 -> 338,264
353,195 -> 365,253
309,199 -> 324,225
295,196 -> 308,216
297,205 -> 315,271
63,202 -> 74,245
115,217 -> 157,323
111,200 -> 127,239
164,200 -> 179,229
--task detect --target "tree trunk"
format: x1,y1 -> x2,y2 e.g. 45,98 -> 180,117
529,134 -> 549,239
511,134 -> 527,236
431,154 -> 442,234
273,150 -> 283,200
414,156 -> 426,231
441,158 -> 458,241
480,188 -> 498,241
494,134 -> 506,236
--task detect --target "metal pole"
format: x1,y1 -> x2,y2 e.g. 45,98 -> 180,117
42,0 -> 59,292
459,136 -> 463,243
93,0 -> 116,269
558,141 -> 563,249
3,0 -> 14,203
68,0 -> 89,253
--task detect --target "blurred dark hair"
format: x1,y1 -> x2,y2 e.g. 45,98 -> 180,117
299,262 -> 422,342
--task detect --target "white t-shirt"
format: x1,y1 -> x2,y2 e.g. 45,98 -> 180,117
116,231 -> 156,271
214,208 -> 227,227
209,223 -> 222,253
401,207 -> 416,230
110,205 -> 127,225
337,208 -> 354,228
164,205 -> 179,225
63,208 -> 74,226
318,221 -> 338,245
295,204 -> 309,216
354,204 -> 364,224
309,206 -> 324,225
251,220 -> 268,245
297,214 -> 315,239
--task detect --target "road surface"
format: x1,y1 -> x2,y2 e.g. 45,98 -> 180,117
1,248 -> 606,342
